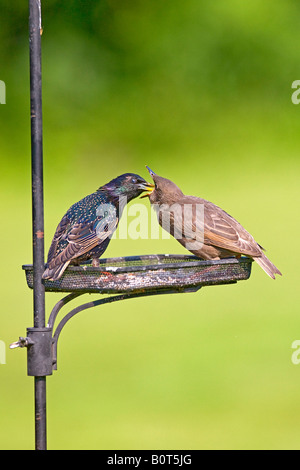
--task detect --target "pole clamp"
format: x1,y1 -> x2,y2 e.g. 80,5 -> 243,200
10,327 -> 53,376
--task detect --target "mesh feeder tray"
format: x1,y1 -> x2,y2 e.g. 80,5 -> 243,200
23,254 -> 253,294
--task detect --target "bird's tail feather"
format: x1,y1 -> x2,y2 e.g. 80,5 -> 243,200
255,252 -> 282,279
42,260 -> 70,281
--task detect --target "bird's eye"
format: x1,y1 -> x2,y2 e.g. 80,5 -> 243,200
131,177 -> 137,184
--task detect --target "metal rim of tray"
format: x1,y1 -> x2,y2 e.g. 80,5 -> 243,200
17,254 -> 253,373
22,254 -> 253,294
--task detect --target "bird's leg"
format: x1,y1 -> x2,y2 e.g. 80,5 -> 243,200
92,258 -> 100,267
91,257 -> 115,277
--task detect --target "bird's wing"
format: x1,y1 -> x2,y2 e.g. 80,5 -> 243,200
202,202 -> 262,257
177,196 -> 262,257
47,209 -> 118,270
47,215 -> 72,264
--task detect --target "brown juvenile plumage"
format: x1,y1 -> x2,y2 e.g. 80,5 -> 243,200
144,166 -> 282,279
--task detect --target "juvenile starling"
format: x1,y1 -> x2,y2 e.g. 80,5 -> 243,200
42,173 -> 154,281
144,166 -> 282,279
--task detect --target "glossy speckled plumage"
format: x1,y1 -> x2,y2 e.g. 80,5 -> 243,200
42,173 -> 153,281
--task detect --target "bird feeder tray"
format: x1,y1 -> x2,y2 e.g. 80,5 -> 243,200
23,254 -> 252,294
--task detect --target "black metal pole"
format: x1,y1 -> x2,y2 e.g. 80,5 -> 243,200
29,0 -> 47,450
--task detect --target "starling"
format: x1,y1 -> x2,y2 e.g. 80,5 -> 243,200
42,173 -> 154,281
143,166 -> 282,279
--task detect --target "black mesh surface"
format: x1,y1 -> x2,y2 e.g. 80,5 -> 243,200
22,254 -> 252,294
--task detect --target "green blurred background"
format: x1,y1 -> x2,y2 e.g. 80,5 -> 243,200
1,0 -> 300,449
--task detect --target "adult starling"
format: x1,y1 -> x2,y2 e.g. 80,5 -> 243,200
144,166 -> 282,279
42,173 -> 154,281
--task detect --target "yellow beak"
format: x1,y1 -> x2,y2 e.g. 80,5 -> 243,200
139,182 -> 155,198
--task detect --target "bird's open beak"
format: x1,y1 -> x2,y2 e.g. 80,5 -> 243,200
138,181 -> 155,198
140,166 -> 156,198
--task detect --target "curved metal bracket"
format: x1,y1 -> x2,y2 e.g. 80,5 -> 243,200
47,292 -> 83,329
12,254 -> 252,375
10,285 -> 201,375
51,286 -> 200,370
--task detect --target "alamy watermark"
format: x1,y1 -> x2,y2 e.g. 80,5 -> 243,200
95,197 -> 205,250
291,340 -> 300,365
0,340 -> 5,364
0,80 -> 5,104
291,80 -> 300,104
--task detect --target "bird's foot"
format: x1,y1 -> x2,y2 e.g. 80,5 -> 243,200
91,258 -> 114,277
